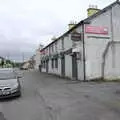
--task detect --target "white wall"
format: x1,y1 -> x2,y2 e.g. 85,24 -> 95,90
64,35 -> 72,51
112,4 -> 120,41
34,50 -> 41,70
65,55 -> 72,78
104,43 -> 120,79
85,3 -> 120,80
84,9 -> 112,80
73,26 -> 84,80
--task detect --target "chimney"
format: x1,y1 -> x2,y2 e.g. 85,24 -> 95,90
87,5 -> 100,17
51,36 -> 56,41
68,21 -> 77,30
39,44 -> 44,50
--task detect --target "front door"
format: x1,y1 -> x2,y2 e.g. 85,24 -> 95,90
46,60 -> 49,73
61,56 -> 65,77
72,53 -> 78,80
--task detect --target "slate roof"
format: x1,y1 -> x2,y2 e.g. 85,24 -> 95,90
41,0 -> 120,51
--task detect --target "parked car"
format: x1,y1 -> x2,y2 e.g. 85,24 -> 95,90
20,67 -> 28,70
0,68 -> 21,99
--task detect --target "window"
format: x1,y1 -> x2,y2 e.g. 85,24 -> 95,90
55,42 -> 57,52
51,45 -> 54,52
55,58 -> 58,68
51,59 -> 54,68
43,61 -> 46,68
46,48 -> 48,55
41,61 -> 43,68
49,47 -> 51,55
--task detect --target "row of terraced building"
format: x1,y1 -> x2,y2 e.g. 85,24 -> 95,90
40,1 -> 120,81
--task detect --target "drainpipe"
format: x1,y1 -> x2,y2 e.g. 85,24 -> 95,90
81,22 -> 86,81
110,7 -> 115,69
81,21 -> 90,81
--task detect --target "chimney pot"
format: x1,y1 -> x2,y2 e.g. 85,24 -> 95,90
68,21 -> 77,30
87,5 -> 100,17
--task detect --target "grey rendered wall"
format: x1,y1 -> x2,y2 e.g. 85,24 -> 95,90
84,9 -> 112,80
85,4 -> 120,80
34,54 -> 40,70
58,58 -> 61,75
41,67 -> 46,72
64,35 -> 73,79
104,43 -> 120,79
48,60 -> 52,73
45,38 -> 62,75
64,35 -> 72,51
75,26 -> 84,80
65,55 -> 72,78
63,25 -> 84,80
56,39 -> 62,76
112,4 -> 120,41
104,4 -> 120,79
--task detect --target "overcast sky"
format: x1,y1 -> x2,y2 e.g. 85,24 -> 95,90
0,0 -> 115,62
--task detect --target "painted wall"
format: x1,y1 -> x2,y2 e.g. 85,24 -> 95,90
104,43 -> 120,79
64,35 -> 72,51
112,4 -> 120,41
85,3 -> 120,80
41,3 -> 120,80
34,50 -> 41,70
74,26 -> 84,80
84,8 -> 111,79
41,38 -> 63,76
65,55 -> 72,78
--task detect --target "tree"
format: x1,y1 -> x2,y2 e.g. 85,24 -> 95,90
1,59 -> 4,68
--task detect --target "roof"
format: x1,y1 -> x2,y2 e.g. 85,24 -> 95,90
41,0 -> 120,51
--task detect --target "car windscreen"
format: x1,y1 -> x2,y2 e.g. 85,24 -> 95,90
0,72 -> 16,80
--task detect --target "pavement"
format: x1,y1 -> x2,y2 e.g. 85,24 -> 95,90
0,70 -> 120,120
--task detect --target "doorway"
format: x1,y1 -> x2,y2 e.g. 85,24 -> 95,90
72,53 -> 78,80
61,55 -> 65,77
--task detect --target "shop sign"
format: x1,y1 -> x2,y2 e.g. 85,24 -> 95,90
40,50 -> 48,55
71,32 -> 81,41
85,25 -> 108,35
40,51 -> 45,55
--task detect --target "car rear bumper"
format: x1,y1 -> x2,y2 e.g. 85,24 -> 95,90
0,90 -> 21,99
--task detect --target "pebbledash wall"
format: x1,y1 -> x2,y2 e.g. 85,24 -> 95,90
85,2 -> 120,80
40,1 -> 120,81
34,49 -> 41,70
34,45 -> 44,70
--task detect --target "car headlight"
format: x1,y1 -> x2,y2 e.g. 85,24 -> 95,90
11,88 -> 18,93
11,85 -> 19,93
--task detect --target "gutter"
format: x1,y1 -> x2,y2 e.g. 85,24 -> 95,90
81,21 -> 86,81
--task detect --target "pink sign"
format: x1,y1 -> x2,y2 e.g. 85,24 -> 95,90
40,50 -> 45,54
40,50 -> 48,55
85,25 -> 108,35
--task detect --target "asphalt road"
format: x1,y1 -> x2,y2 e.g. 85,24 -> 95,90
0,70 -> 120,120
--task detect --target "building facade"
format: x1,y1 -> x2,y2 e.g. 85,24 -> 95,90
34,44 -> 44,70
40,1 -> 120,80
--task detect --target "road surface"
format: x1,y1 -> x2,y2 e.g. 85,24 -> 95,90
0,70 -> 120,120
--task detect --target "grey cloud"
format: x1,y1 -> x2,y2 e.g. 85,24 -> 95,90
0,0 -> 115,61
